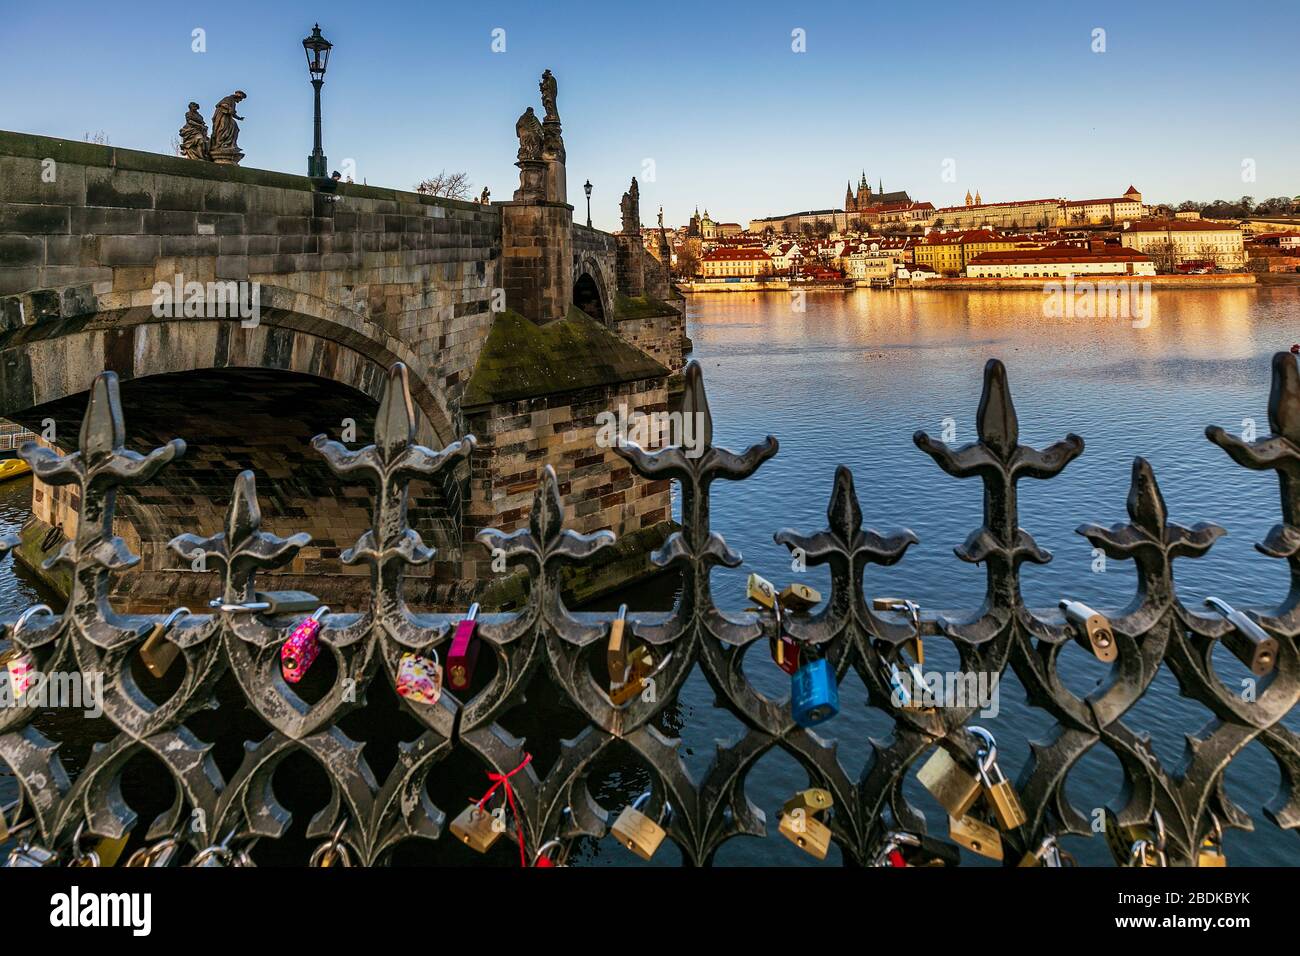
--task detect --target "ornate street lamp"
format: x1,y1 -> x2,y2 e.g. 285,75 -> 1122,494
584,179 -> 593,228
302,23 -> 333,178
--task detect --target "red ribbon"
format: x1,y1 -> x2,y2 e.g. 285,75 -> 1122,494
473,752 -> 533,867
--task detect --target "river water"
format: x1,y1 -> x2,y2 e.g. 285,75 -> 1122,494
3,286 -> 1299,866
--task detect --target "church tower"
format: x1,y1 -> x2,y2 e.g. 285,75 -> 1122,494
845,181 -> 855,213
965,190 -> 973,207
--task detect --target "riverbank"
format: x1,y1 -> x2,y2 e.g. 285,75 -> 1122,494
680,273 -> 1261,294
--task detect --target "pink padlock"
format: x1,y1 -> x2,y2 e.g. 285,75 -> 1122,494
281,606 -> 329,683
3,603 -> 53,701
396,648 -> 442,705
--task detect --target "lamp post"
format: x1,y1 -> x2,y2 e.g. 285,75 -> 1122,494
583,179 -> 592,228
302,24 -> 333,178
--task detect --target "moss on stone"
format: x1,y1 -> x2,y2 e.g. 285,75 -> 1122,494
612,292 -> 680,321
461,308 -> 668,409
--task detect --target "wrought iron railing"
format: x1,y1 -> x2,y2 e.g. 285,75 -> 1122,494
1,352 -> 1298,866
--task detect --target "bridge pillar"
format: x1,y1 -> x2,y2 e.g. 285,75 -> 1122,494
500,201 -> 573,323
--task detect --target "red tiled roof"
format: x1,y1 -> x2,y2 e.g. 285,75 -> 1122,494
969,245 -> 1151,264
1127,219 -> 1240,233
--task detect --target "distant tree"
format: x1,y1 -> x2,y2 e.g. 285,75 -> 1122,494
1246,256 -> 1271,274
674,244 -> 700,278
1239,196 -> 1256,215
415,170 -> 472,200
1177,200 -> 1202,212
1149,240 -> 1178,274
1195,244 -> 1221,269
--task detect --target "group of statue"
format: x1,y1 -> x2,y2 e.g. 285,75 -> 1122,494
621,177 -> 641,235
178,92 -> 247,164
515,69 -> 561,163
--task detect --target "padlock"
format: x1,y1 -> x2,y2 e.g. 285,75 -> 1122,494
611,791 -> 671,861
746,572 -> 778,610
871,830 -> 961,867
791,657 -> 839,727
1197,814 -> 1227,867
1204,597 -> 1278,676
280,606 -> 329,683
609,646 -> 673,707
533,838 -> 573,867
873,597 -> 923,665
396,646 -> 443,705
1018,834 -> 1075,867
768,597 -> 800,676
606,604 -> 629,689
777,788 -> 834,860
446,603 -> 481,692
1059,599 -> 1117,663
449,802 -> 503,853
188,830 -> 253,867
948,813 -> 1003,861
917,745 -> 983,818
1105,809 -> 1168,868
125,834 -> 185,867
138,607 -> 191,679
67,822 -> 130,868
309,819 -> 353,867
2,604 -> 53,701
970,726 -> 1027,831
779,583 -> 821,612
884,659 -> 916,709
209,590 -> 322,615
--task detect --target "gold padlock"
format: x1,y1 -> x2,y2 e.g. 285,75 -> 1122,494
606,604 -> 628,689
1059,599 -> 1116,663
971,727 -> 1026,831
450,803 -> 503,853
609,644 -> 654,706
777,788 -> 833,860
1197,815 -> 1227,867
611,792 -> 669,860
917,745 -> 982,818
949,813 -> 1003,861
746,573 -> 777,611
779,583 -> 821,612
873,597 -> 923,664
139,608 -> 191,679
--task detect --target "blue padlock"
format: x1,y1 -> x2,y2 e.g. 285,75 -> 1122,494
791,658 -> 839,727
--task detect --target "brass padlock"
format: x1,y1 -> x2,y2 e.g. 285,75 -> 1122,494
779,583 -> 821,612
609,644 -> 654,706
1106,809 -> 1168,867
777,788 -> 833,860
873,597 -> 923,664
948,813 -> 1003,861
606,604 -> 629,689
309,819 -> 353,867
125,834 -> 185,867
450,802 -> 504,854
971,726 -> 1026,831
1197,814 -> 1227,867
139,607 -> 191,679
68,822 -> 129,868
746,572 -> 778,611
611,791 -> 670,860
917,745 -> 982,818
1205,597 -> 1278,676
1059,599 -> 1117,663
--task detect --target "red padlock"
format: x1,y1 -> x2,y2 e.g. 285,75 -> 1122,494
281,606 -> 328,683
446,603 -> 481,692
533,838 -> 568,867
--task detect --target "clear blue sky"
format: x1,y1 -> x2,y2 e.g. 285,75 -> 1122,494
2,0 -> 1296,230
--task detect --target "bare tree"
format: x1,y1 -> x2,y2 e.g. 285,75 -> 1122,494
415,170 -> 472,200
1149,240 -> 1178,274
673,244 -> 700,278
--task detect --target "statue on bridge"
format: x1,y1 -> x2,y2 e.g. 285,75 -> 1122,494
515,106 -> 543,162
540,69 -> 560,124
621,177 -> 641,236
178,102 -> 211,161
210,91 -> 247,165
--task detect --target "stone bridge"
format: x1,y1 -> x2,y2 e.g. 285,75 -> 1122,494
0,106 -> 684,610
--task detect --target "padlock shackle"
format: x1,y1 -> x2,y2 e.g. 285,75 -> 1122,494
616,603 -> 627,623
14,603 -> 54,634
310,606 -> 330,621
161,606 -> 191,632
969,725 -> 997,772
209,598 -> 272,613
465,602 -> 480,622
